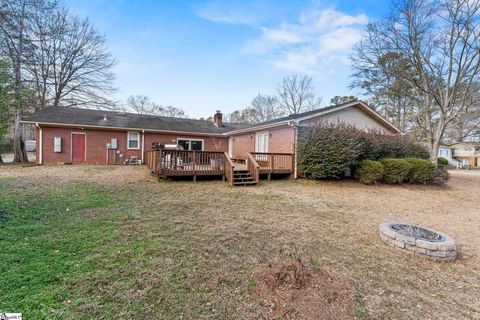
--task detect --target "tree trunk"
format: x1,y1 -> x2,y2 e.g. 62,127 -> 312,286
0,154 -> 3,164
429,118 -> 446,166
429,138 -> 440,165
13,111 -> 28,163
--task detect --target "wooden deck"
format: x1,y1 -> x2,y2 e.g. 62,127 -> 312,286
146,150 -> 294,186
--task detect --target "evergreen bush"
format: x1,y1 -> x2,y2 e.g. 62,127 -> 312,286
381,158 -> 412,184
356,160 -> 384,184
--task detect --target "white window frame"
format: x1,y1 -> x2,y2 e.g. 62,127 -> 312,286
127,131 -> 140,150
255,131 -> 269,153
176,138 -> 204,151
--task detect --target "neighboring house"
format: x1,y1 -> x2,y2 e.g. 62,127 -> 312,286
22,101 -> 400,183
438,146 -> 459,166
448,142 -> 480,167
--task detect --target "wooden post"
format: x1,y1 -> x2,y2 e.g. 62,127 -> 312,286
192,151 -> 196,182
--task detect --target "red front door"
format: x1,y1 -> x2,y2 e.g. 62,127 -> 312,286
72,133 -> 86,162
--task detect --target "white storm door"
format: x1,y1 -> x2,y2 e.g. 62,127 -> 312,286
255,132 -> 269,153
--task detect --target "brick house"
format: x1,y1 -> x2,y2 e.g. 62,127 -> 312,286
23,101 -> 400,184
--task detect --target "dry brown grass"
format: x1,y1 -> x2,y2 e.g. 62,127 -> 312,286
1,165 -> 479,319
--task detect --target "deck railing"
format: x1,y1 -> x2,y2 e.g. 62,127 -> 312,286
246,153 -> 260,183
146,150 -> 159,172
146,149 -> 294,183
250,152 -> 294,175
158,150 -> 225,178
224,152 -> 235,186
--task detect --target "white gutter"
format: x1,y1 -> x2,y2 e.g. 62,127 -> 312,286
36,123 -> 43,164
141,130 -> 145,164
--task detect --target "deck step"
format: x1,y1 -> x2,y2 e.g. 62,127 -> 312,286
234,173 -> 252,178
233,181 -> 257,186
234,178 -> 255,183
232,169 -> 257,186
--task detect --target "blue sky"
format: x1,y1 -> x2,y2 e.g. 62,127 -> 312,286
64,0 -> 390,118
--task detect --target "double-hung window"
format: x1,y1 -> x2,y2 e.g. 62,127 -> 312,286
177,138 -> 203,151
127,132 -> 140,149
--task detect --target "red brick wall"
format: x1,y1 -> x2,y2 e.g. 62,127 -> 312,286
38,126 -> 229,164
231,125 -> 295,158
269,126 -> 295,154
231,133 -> 254,158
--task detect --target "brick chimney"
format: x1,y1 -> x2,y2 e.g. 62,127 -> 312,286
213,110 -> 223,127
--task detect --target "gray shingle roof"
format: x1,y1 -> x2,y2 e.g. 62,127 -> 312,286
24,107 -> 249,134
23,100 -> 400,135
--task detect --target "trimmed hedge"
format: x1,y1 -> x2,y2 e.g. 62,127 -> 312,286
381,158 -> 412,184
405,158 -> 435,183
356,160 -> 384,184
437,157 -> 449,166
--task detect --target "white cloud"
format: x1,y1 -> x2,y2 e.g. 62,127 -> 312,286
194,2 -> 368,74
248,8 -> 368,73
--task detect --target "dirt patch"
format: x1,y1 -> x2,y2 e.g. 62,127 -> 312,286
251,257 -> 357,320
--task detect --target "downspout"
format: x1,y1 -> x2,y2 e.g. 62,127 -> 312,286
141,130 -> 145,164
294,126 -> 298,179
288,120 -> 298,179
36,123 -> 43,165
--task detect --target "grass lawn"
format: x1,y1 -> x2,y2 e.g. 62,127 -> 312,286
1,165 -> 479,319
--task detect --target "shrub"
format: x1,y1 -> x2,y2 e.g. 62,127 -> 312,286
356,160 -> 384,184
297,122 -> 429,180
381,158 -> 412,184
437,157 -> 449,166
361,132 -> 430,160
405,158 -> 435,183
297,123 -> 364,179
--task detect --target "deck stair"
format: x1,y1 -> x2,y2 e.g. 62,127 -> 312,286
233,169 -> 257,186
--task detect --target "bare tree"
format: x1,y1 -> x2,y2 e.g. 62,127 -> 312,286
444,84 -> 480,142
226,108 -> 258,124
0,0 -> 117,162
126,94 -> 187,118
276,74 -> 322,115
27,6 -> 116,109
250,93 -> 284,122
160,105 -> 186,118
126,94 -> 160,114
352,0 -> 480,163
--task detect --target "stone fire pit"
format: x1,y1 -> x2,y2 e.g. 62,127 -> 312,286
379,223 -> 457,262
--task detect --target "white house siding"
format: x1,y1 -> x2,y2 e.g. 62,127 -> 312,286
301,106 -> 396,134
